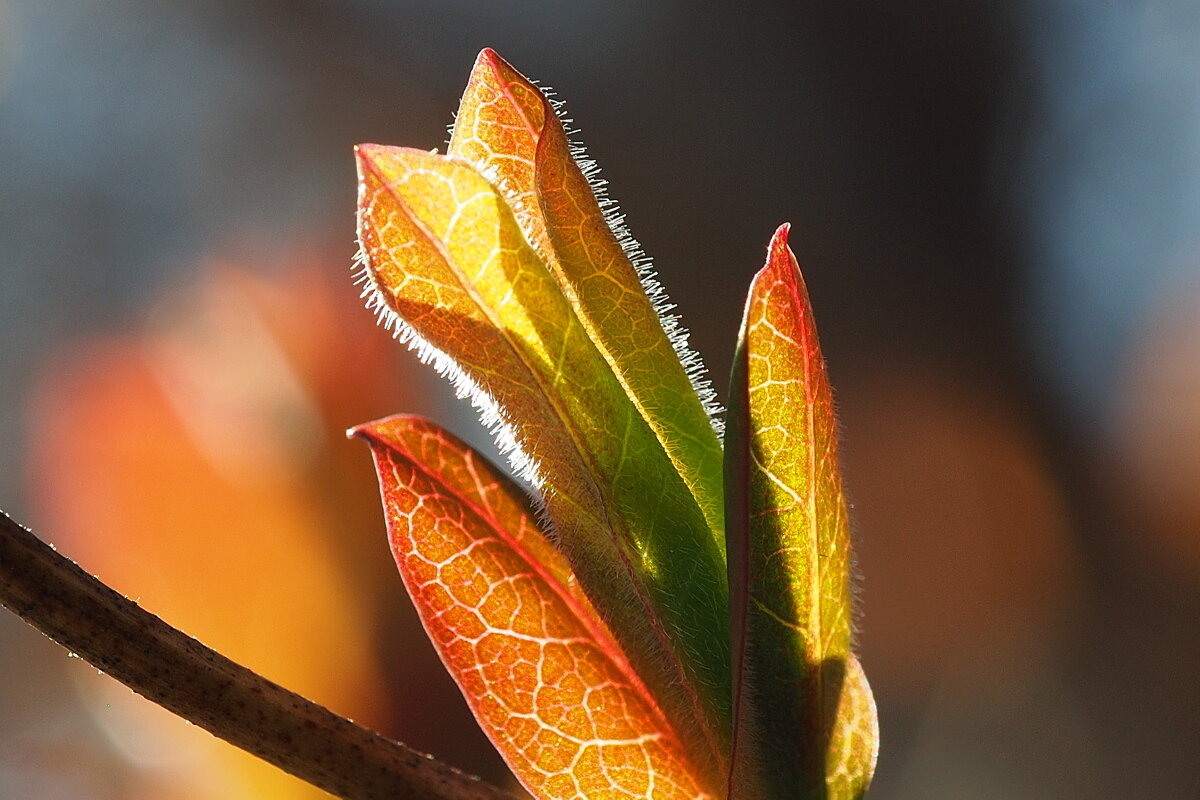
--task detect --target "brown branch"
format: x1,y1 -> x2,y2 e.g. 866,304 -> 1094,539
0,509 -> 516,800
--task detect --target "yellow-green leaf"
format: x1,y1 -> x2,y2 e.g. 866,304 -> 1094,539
355,144 -> 730,785
448,49 -> 726,552
725,225 -> 878,799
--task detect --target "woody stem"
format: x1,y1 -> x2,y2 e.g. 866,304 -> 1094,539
0,509 -> 515,800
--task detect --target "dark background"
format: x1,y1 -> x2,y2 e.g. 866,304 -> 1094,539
2,2 -> 1199,798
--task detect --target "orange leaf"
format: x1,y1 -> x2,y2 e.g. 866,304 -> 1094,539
353,416 -> 713,800
725,226 -> 877,799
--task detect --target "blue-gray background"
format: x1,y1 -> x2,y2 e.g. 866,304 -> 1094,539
2,2 -> 1198,797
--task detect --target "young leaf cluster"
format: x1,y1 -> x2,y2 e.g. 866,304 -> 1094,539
353,49 -> 878,800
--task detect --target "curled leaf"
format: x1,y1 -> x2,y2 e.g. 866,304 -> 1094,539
725,226 -> 878,799
353,416 -> 713,800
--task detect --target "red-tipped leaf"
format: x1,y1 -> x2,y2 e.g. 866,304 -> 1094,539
725,226 -> 878,799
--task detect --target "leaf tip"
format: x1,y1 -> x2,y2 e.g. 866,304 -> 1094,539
475,46 -> 502,67
346,418 -> 383,447
353,142 -> 378,168
463,47 -> 537,109
346,414 -> 417,450
473,47 -> 517,79
354,144 -> 382,194
767,221 -> 793,264
755,222 -> 805,295
354,143 -> 407,183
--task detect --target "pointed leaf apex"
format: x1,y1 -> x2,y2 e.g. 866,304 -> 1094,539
348,417 -> 432,441
353,143 -> 390,181
475,47 -> 502,68
766,223 -> 795,269
755,223 -> 810,305
346,414 -> 423,447
346,418 -> 378,443
473,47 -> 521,80
465,47 -> 531,98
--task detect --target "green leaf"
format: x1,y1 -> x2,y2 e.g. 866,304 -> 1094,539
448,49 -> 727,552
725,225 -> 878,799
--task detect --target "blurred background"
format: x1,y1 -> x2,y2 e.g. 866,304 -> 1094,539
1,1 -> 1198,798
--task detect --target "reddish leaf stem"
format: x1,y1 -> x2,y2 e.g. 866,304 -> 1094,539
0,509 -> 516,800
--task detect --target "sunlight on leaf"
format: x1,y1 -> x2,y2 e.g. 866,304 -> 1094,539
353,416 -> 714,800
355,50 -> 877,800
355,138 -> 731,776
725,225 -> 878,799
447,50 -> 726,548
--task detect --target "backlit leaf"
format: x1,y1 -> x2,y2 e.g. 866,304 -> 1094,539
448,49 -> 726,550
353,415 -> 713,800
355,142 -> 731,776
725,225 -> 878,799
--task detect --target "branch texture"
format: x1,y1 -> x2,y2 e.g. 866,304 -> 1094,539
0,509 -> 515,800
